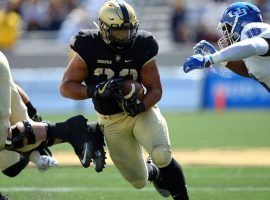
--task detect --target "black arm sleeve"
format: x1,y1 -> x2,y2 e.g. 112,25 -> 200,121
70,31 -> 90,62
142,35 -> 159,64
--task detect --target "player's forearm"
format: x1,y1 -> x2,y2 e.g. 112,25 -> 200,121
15,83 -> 30,104
210,37 -> 269,64
143,88 -> 162,109
60,82 -> 88,100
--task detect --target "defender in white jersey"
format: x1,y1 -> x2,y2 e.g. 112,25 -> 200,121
183,2 -> 270,92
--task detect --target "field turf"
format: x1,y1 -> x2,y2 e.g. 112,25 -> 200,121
46,111 -> 270,151
1,111 -> 270,199
1,166 -> 270,200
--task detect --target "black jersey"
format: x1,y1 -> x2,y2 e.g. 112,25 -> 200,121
70,29 -> 159,115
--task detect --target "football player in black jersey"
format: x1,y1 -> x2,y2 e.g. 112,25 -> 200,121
60,1 -> 189,199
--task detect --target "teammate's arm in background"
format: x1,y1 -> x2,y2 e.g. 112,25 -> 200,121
15,83 -> 41,121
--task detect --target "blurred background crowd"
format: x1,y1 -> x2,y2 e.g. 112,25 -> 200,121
1,0 -> 270,49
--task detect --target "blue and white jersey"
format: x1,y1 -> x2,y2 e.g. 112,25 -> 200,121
241,22 -> 270,89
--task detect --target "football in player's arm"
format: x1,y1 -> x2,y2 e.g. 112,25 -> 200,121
183,2 -> 270,92
60,1 -> 189,199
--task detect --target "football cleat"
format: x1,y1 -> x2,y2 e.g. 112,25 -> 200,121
60,115 -> 94,168
0,192 -> 9,200
74,142 -> 93,168
93,149 -> 106,172
147,157 -> 170,198
88,123 -> 106,172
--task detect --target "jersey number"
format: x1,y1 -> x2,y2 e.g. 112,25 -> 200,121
94,68 -> 138,80
246,28 -> 262,38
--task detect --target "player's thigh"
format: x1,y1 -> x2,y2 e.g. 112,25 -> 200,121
0,79 -> 12,148
0,53 -> 14,118
10,84 -> 30,124
98,114 -> 148,188
0,79 -> 12,119
133,106 -> 172,167
0,150 -> 20,170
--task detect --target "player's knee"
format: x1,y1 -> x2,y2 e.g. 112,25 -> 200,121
151,145 -> 172,168
2,156 -> 28,177
125,173 -> 147,189
130,179 -> 146,189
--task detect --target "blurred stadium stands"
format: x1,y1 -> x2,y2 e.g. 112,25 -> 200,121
0,0 -> 270,113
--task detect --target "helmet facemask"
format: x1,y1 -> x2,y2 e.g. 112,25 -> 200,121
217,21 -> 240,49
100,20 -> 138,51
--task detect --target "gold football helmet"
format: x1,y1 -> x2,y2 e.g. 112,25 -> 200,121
98,0 -> 139,50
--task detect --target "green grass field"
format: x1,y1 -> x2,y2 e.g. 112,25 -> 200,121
47,111 -> 270,151
1,166 -> 270,200
1,111 -> 270,200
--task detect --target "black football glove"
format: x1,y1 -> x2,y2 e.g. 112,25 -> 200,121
87,78 -> 123,98
120,94 -> 145,117
26,102 -> 42,122
31,114 -> 42,122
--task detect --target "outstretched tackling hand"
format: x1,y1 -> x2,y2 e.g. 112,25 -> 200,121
37,155 -> 58,172
183,54 -> 213,73
87,78 -> 123,98
193,40 -> 217,55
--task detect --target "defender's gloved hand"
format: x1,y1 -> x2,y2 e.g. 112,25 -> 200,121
37,155 -> 58,172
25,102 -> 42,122
120,94 -> 145,117
31,114 -> 42,122
183,54 -> 213,73
87,78 -> 123,98
193,40 -> 217,55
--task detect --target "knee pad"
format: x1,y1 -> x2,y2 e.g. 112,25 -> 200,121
10,120 -> 36,149
151,145 -> 172,168
2,155 -> 29,177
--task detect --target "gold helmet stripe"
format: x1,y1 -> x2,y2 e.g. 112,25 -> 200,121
117,0 -> 129,22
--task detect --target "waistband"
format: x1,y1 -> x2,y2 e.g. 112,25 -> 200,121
96,111 -> 126,119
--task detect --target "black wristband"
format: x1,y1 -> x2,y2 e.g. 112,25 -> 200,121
86,85 -> 96,98
25,102 -> 37,118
